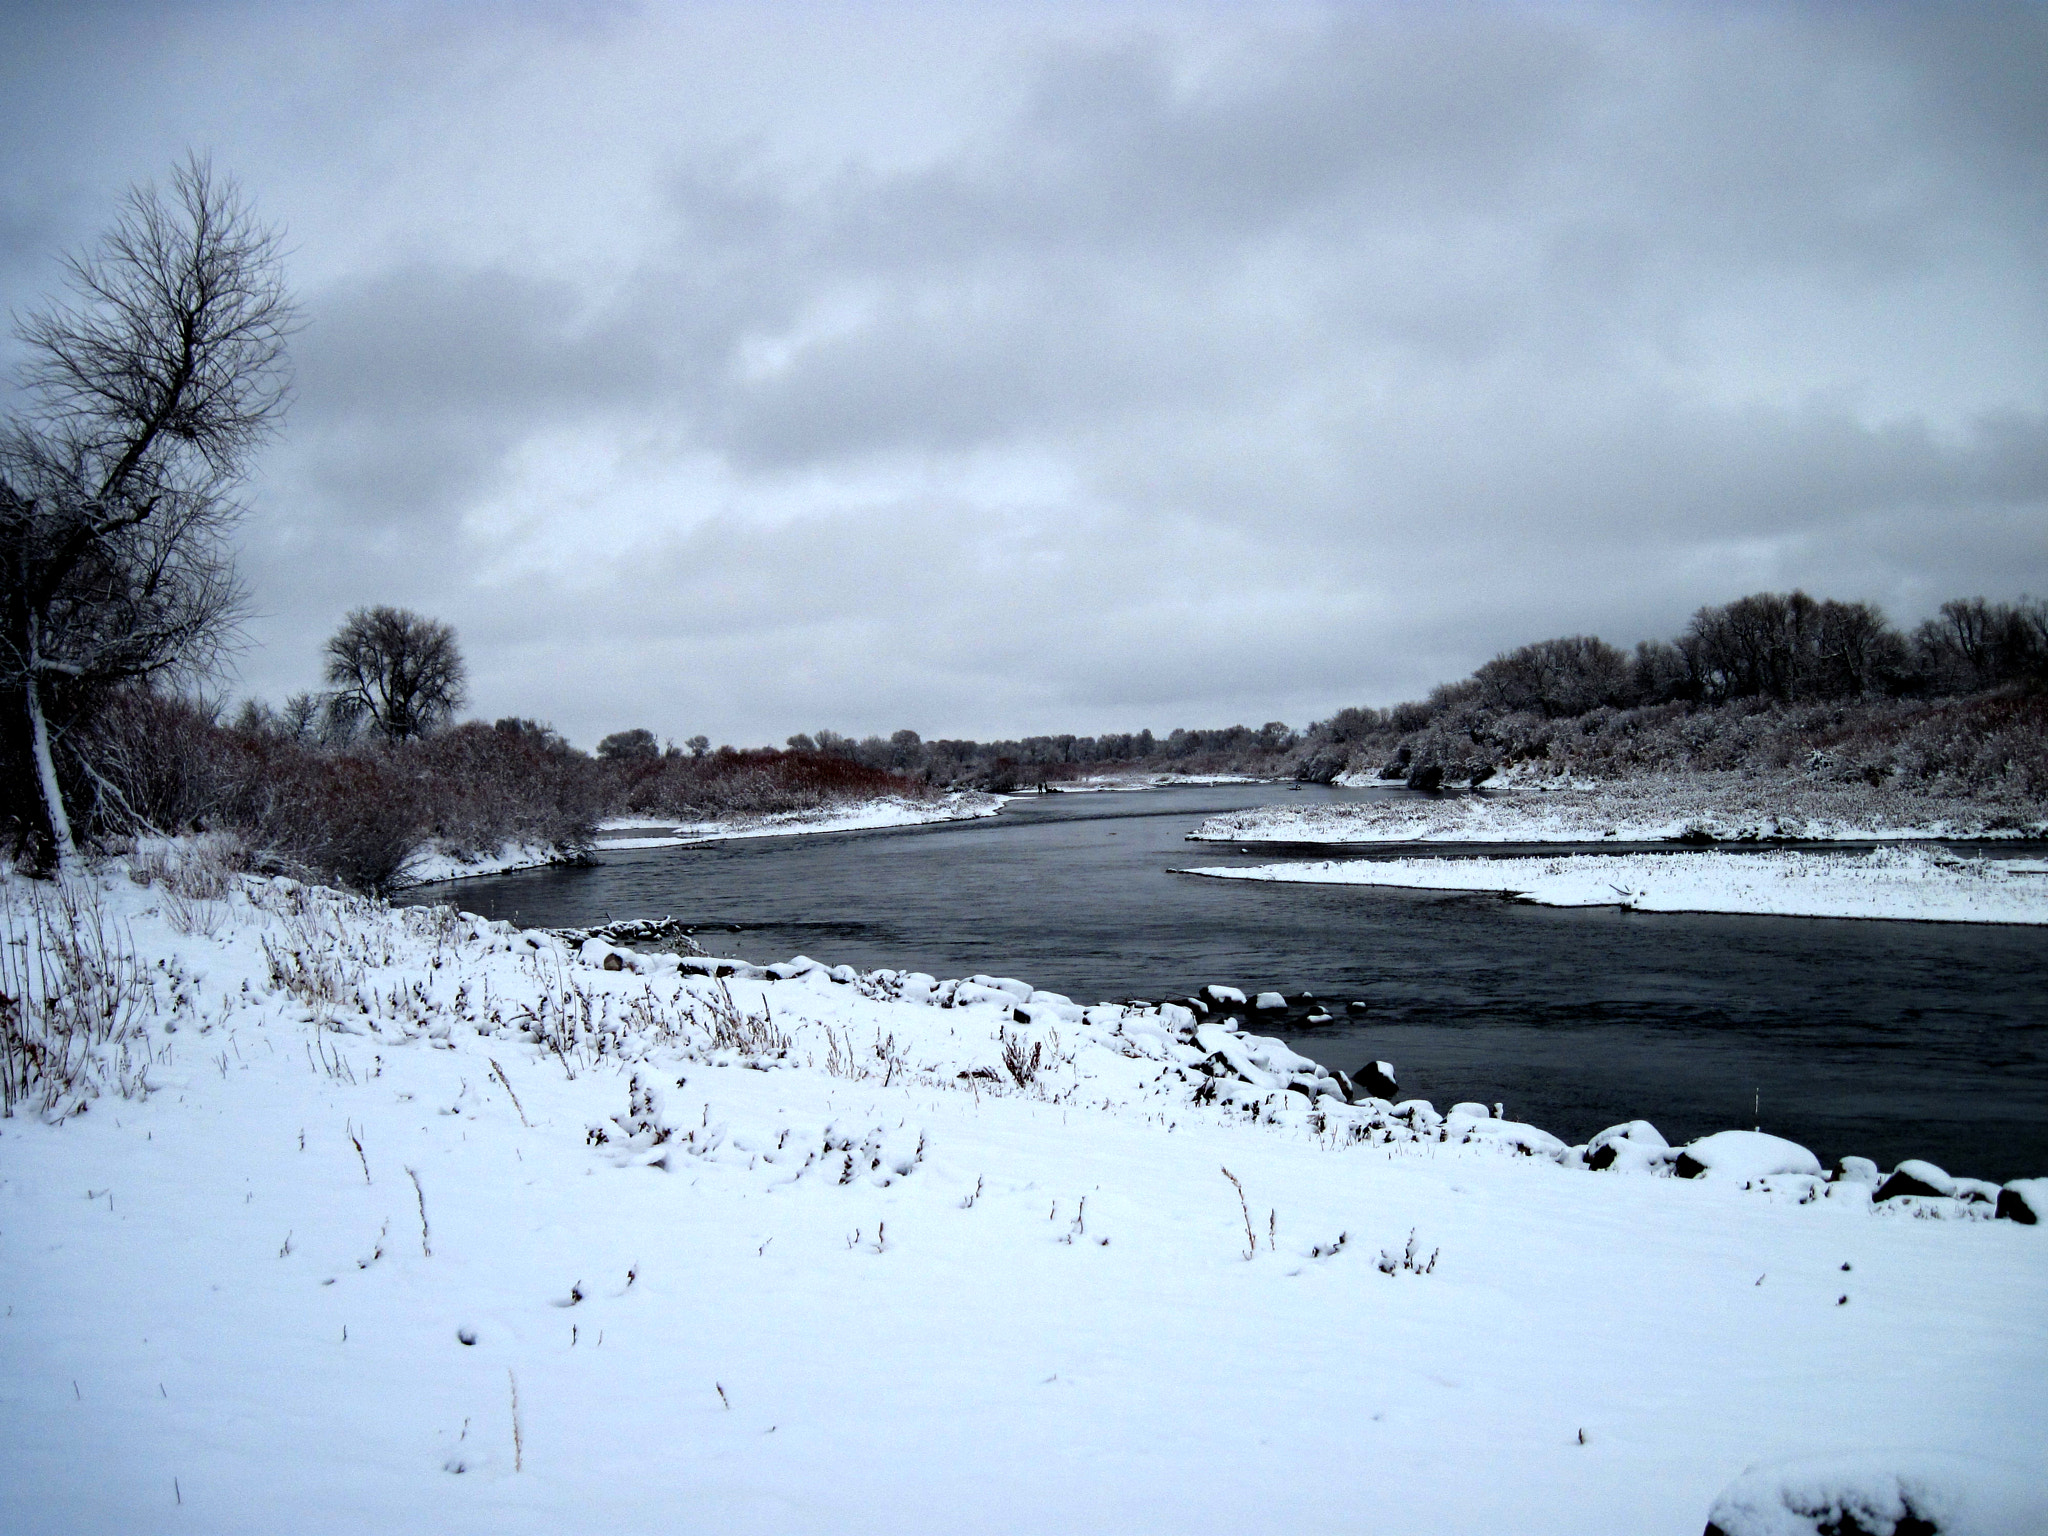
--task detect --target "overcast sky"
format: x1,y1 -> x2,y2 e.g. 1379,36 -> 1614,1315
4,1 -> 2043,749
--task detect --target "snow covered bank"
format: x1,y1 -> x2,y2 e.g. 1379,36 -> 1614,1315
398,840 -> 580,888
1026,772 -> 1273,792
1180,847 -> 2048,925
591,791 -> 1001,850
2,855 -> 2043,1534
395,794 -> 1003,888
1198,773 -> 2047,845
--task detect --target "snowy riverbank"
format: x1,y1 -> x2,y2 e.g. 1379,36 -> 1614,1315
396,793 -> 1003,887
2,852 -> 2043,1534
1180,847 -> 2048,925
1196,772 -> 2048,846
591,792 -> 1002,850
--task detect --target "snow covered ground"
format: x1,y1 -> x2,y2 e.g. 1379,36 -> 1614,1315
2,853 -> 2043,1534
1180,847 -> 2048,925
1199,773 -> 2048,845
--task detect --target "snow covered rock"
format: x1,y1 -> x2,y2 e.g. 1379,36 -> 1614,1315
1254,991 -> 1287,1011
1202,984 -> 1246,1006
1996,1178 -> 2047,1224
1445,1106 -> 1568,1160
1674,1131 -> 1823,1183
1013,998 -> 1085,1026
1876,1159 -> 1959,1201
1587,1120 -> 1674,1174
1390,1098 -> 1442,1133
1352,1060 -> 1399,1100
1702,1450 -> 2048,1536
578,937 -> 637,972
966,974 -> 1034,1002
1833,1156 -> 1883,1187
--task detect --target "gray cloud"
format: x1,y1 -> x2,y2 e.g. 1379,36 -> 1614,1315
4,1 -> 2042,746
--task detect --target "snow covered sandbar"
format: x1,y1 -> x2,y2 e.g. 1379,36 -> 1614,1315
1180,846 -> 2048,924
1193,773 -> 2047,846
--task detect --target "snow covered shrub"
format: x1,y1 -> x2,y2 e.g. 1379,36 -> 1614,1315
688,979 -> 791,1059
127,832 -> 250,928
0,877 -> 153,1117
1376,1229 -> 1439,1276
1001,1026 -> 1041,1087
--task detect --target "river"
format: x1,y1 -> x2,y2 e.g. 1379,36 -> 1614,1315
394,783 -> 2048,1183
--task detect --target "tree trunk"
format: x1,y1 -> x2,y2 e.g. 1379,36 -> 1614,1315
23,634 -> 76,867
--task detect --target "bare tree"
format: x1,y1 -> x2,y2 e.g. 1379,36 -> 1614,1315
1,155 -> 295,866
323,606 -> 467,741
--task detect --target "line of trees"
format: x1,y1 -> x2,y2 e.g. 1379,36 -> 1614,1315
653,591 -> 2044,794
1287,591 -> 2047,794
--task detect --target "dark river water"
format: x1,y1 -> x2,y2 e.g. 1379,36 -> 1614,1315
394,784 -> 2048,1183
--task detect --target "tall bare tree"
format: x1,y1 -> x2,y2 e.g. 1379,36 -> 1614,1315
1,155 -> 294,866
323,606 -> 467,741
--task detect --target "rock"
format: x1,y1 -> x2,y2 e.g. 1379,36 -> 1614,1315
1587,1121 -> 1672,1173
1831,1156 -> 1882,1187
1352,1060 -> 1398,1100
1874,1159 -> 1957,1202
1702,1449 -> 2048,1536
1448,1114 -> 1568,1160
1203,985 -> 1247,1006
1304,1011 -> 1333,1024
1346,1000 -> 1370,1015
1996,1178 -> 2047,1224
1673,1130 -> 1822,1182
579,937 -> 636,972
1254,991 -> 1287,1011
966,974 -> 1034,1002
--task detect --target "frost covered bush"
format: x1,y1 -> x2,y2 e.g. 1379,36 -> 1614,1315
71,690 -> 238,836
230,745 -> 428,893
411,720 -> 601,856
605,746 -> 938,819
52,693 -> 604,892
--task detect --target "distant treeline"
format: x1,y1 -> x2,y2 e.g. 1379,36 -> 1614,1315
1287,591 -> 2048,794
691,591 -> 2048,795
32,590 -> 2046,891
